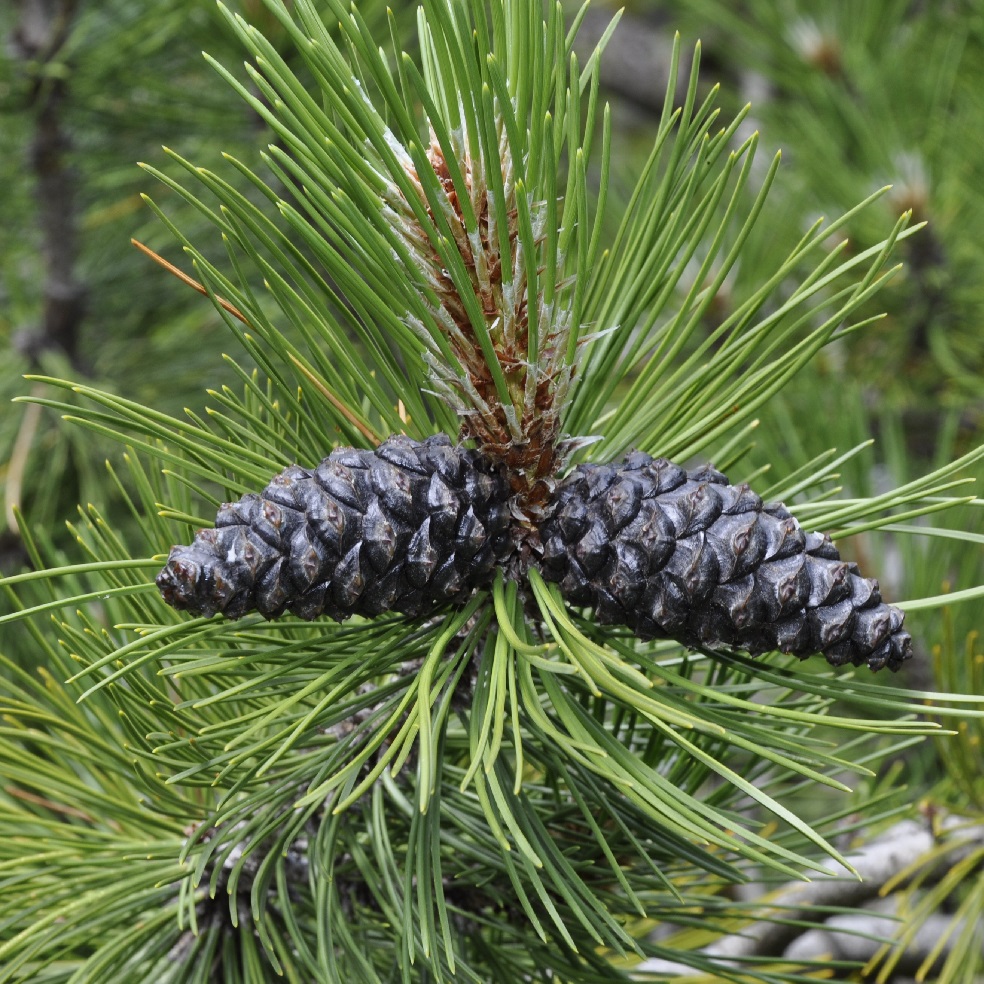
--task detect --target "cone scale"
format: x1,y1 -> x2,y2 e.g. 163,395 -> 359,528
158,437 -> 912,672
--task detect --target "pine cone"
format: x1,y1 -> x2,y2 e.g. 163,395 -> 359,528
156,435 -> 512,621
158,436 -> 911,671
537,452 -> 912,671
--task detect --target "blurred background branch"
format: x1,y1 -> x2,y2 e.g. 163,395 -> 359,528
636,812 -> 984,976
11,0 -> 87,365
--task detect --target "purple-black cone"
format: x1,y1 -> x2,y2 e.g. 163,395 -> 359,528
158,437 -> 912,671
538,452 -> 912,672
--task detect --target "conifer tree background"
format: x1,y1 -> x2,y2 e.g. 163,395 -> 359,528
2,1 -> 984,982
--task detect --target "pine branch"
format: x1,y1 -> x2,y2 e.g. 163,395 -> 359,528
0,2 -> 983,982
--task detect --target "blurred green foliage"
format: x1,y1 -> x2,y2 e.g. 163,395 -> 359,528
1,0 -> 257,536
644,0 -> 984,419
0,0 -> 406,544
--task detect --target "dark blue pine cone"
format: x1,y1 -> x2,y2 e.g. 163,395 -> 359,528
158,437 -> 912,671
538,452 -> 912,672
156,435 -> 513,621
